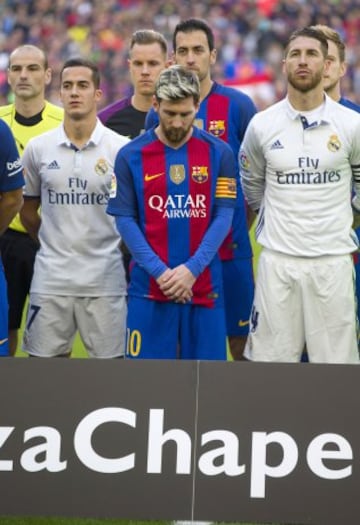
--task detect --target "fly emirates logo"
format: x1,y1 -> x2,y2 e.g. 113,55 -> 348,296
148,194 -> 207,219
0,408 -> 353,498
276,156 -> 341,185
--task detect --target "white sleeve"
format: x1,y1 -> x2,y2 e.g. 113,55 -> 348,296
22,141 -> 41,198
239,120 -> 266,212
350,119 -> 360,212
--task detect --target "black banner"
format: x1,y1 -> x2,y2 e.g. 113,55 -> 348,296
0,358 -> 359,524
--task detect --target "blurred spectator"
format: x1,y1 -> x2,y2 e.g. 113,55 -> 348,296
0,0 -> 359,109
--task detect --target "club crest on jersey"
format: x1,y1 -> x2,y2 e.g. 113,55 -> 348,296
192,166 -> 208,183
327,134 -> 341,152
239,151 -> 250,170
208,120 -> 225,137
170,165 -> 185,185
194,118 -> 204,130
95,158 -> 109,176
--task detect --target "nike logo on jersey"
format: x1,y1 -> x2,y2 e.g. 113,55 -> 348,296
144,172 -> 164,182
238,320 -> 250,327
270,140 -> 284,150
47,160 -> 61,169
0,338 -> 8,345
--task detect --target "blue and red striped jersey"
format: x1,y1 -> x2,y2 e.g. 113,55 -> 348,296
146,82 -> 257,260
107,126 -> 237,307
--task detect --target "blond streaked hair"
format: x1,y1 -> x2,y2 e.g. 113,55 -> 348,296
155,65 -> 200,104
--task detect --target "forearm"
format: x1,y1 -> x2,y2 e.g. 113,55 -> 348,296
20,198 -> 41,242
116,215 -> 168,278
185,206 -> 234,277
0,189 -> 23,235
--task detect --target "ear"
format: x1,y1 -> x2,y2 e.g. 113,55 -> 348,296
323,58 -> 331,76
339,61 -> 347,79
152,95 -> 159,112
95,88 -> 103,102
44,68 -> 52,87
210,48 -> 217,66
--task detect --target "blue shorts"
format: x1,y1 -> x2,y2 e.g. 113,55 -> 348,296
222,258 -> 255,337
0,262 -> 9,355
126,297 -> 227,360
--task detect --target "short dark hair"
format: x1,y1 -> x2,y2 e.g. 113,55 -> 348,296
173,18 -> 215,52
60,58 -> 100,89
285,27 -> 328,58
130,29 -> 167,57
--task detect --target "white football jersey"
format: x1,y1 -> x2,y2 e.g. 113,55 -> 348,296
240,94 -> 360,256
23,120 -> 129,295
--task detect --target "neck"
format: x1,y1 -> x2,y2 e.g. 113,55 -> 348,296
131,93 -> 153,112
325,84 -> 341,103
200,77 -> 213,102
287,85 -> 325,111
63,115 -> 97,148
15,96 -> 46,118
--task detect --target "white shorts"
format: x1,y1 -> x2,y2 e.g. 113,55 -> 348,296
23,294 -> 127,358
245,249 -> 359,363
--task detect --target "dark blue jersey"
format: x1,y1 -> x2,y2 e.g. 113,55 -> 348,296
146,82 -> 256,259
0,119 -> 23,192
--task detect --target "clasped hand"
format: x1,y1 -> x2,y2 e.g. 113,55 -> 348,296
157,265 -> 195,303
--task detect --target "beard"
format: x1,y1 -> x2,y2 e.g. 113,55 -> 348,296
287,69 -> 324,93
163,124 -> 191,145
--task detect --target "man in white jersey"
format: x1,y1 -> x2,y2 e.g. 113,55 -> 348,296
240,27 -> 360,364
20,58 -> 129,357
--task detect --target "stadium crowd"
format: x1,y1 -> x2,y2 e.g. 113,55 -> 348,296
0,0 -> 359,110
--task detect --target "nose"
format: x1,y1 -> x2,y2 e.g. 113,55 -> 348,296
141,63 -> 150,75
172,114 -> 184,127
70,85 -> 79,96
19,67 -> 28,78
186,51 -> 195,64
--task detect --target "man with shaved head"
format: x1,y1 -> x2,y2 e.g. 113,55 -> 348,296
0,45 -> 63,355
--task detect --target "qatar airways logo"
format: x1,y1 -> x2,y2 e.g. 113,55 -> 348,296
148,194 -> 207,219
0,407 -> 353,498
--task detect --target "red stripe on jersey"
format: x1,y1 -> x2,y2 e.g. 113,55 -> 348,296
206,94 -> 235,260
142,140 -> 168,299
206,93 -> 229,143
187,137 -> 215,308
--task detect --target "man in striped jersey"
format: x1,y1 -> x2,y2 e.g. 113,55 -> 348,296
146,19 -> 257,360
107,65 -> 237,360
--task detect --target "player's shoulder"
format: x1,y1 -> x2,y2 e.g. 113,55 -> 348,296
193,126 -> 233,152
326,95 -> 360,127
213,82 -> 255,106
25,126 -> 59,151
0,104 -> 13,122
0,119 -> 16,149
43,101 -> 64,122
99,120 -> 130,146
98,97 -> 132,123
339,97 -> 360,114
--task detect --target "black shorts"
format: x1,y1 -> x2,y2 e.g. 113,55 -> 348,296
0,229 -> 38,329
